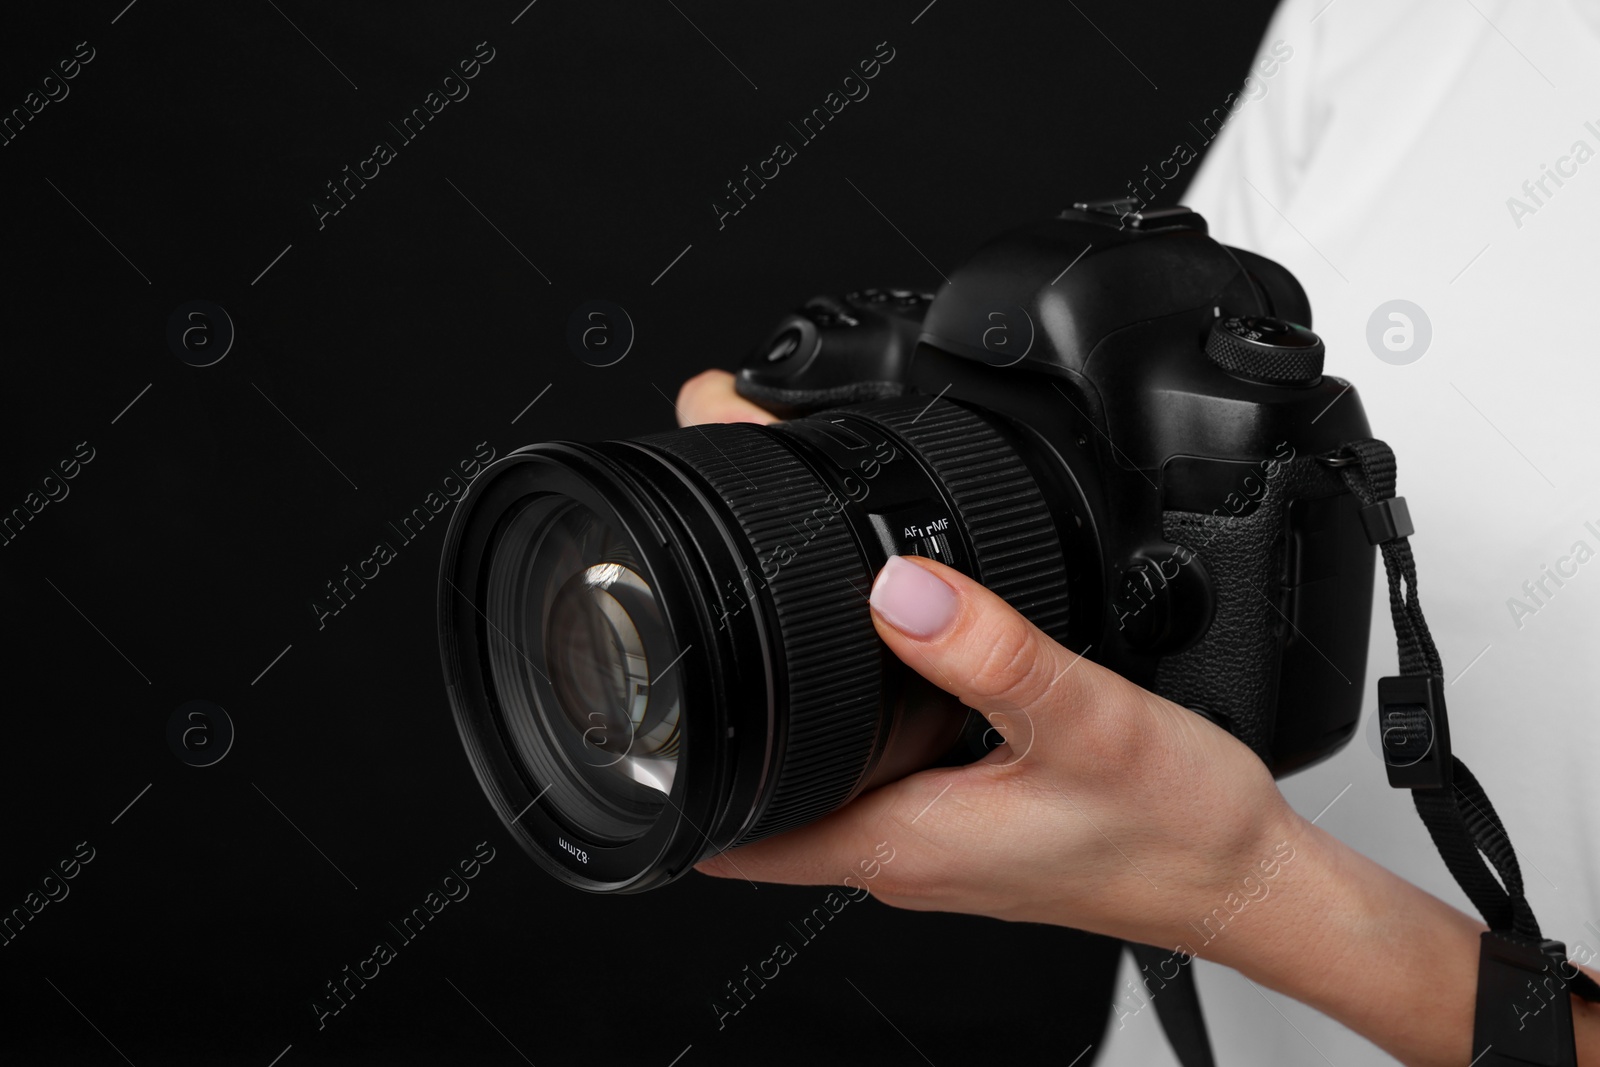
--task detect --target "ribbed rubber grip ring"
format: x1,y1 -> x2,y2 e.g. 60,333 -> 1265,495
1205,328 -> 1323,386
849,396 -> 1072,643
635,424 -> 884,843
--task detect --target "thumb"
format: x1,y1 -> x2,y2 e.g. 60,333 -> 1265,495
867,555 -> 1108,724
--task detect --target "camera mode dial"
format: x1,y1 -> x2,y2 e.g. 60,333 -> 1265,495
1206,315 -> 1324,387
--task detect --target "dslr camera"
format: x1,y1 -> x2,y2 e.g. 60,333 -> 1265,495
437,201 -> 1377,892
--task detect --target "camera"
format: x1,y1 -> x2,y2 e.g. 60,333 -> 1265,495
437,200 -> 1378,893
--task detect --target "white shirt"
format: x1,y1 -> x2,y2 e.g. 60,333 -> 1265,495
1102,2 -> 1600,1063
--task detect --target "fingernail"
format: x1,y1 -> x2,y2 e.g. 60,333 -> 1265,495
870,556 -> 959,639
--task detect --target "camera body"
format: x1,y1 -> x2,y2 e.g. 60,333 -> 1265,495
734,201 -> 1375,773
438,201 -> 1381,894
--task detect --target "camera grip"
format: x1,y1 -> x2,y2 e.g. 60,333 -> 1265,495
1151,454 -> 1370,774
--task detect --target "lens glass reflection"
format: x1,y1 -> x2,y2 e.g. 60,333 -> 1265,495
485,497 -> 682,843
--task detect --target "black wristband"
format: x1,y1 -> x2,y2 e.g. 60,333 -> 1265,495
1472,931 -> 1583,1066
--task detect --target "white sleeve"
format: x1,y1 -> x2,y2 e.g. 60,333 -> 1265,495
1182,0 -> 1327,247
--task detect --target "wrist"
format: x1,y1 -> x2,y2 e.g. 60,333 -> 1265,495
1147,799 -> 1307,960
1130,804 -> 1600,1065
1207,812 -> 1483,1066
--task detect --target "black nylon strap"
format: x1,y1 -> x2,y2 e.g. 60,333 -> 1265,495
1326,440 -> 1546,940
1128,943 -> 1217,1067
1419,760 -> 1538,938
1142,438 -> 1594,1067
1331,440 -> 1442,677
1324,438 -> 1598,1067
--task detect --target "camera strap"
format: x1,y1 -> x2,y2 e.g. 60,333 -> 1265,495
1324,438 -> 1600,1066
1128,942 -> 1218,1067
1139,438 -> 1596,1067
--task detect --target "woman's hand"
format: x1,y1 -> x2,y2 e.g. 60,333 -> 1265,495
674,367 -> 1600,1067
697,551 -> 1298,954
678,367 -> 1295,951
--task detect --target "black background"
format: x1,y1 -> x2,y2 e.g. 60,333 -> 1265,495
0,2 -> 1276,1063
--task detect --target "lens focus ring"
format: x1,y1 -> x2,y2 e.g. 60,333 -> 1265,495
853,397 -> 1072,644
636,424 -> 885,843
634,398 -> 1072,850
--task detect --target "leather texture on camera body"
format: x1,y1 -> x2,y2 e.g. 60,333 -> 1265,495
1153,454 -> 1348,762
736,379 -> 908,415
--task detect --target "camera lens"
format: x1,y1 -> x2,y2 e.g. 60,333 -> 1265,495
438,396 -> 1082,892
483,497 -> 683,844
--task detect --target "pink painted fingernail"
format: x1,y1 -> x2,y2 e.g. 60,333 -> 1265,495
870,556 -> 959,639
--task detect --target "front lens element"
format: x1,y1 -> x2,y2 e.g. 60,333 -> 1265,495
484,497 -> 683,844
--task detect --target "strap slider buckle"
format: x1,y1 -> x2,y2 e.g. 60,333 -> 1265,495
1377,674 -> 1452,790
1360,496 -> 1414,544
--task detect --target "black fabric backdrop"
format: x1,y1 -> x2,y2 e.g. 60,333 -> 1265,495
0,3 -> 1276,1063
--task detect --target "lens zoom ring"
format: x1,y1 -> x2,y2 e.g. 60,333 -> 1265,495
636,425 -> 883,843
851,397 -> 1072,643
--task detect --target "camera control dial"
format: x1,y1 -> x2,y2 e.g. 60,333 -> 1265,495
1205,315 -> 1324,387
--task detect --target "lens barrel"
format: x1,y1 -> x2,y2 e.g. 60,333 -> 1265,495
438,396 -> 1075,892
